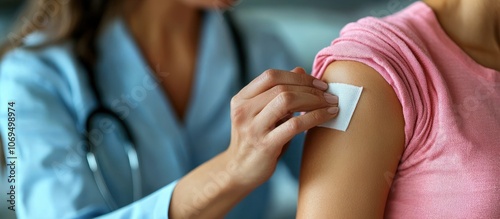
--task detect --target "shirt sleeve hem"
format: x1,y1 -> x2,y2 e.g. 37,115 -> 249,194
154,180 -> 179,219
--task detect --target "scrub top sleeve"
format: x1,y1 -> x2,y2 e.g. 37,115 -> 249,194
0,49 -> 177,219
0,50 -> 105,218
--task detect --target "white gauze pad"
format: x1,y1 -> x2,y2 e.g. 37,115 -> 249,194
319,83 -> 363,131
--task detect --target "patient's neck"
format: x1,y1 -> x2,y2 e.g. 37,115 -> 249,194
424,0 -> 500,71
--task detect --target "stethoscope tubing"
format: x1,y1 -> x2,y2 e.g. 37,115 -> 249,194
85,107 -> 141,210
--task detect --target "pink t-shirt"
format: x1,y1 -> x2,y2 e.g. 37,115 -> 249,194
313,2 -> 500,218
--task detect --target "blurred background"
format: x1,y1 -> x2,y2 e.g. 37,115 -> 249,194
0,0 -> 415,218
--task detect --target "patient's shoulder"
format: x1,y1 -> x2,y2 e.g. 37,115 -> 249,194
339,1 -> 435,43
312,3 -> 435,110
317,2 -> 435,72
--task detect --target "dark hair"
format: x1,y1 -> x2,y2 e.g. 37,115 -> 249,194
0,0 -> 124,169
1,0 -> 125,65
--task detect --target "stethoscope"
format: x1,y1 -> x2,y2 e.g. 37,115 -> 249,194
84,12 -> 247,210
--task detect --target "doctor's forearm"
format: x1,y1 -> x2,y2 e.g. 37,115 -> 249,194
169,151 -> 256,219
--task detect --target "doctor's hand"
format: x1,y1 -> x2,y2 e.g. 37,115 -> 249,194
170,67 -> 338,219
226,67 -> 339,187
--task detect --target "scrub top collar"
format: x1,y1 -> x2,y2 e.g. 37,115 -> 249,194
94,11 -> 240,168
96,11 -> 239,124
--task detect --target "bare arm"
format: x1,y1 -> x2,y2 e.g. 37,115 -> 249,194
297,61 -> 405,218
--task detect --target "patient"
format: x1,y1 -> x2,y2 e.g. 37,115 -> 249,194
298,0 -> 500,218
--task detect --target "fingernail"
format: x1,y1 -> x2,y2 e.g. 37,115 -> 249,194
324,93 -> 339,105
328,107 -> 339,114
313,79 -> 328,90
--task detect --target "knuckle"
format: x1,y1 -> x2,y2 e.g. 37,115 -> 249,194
230,96 -> 238,107
287,118 -> 302,132
311,110 -> 324,122
303,72 -> 316,80
317,94 -> 328,105
307,88 -> 325,104
277,92 -> 295,106
273,85 -> 288,95
262,69 -> 279,83
231,105 -> 246,124
311,87 -> 324,96
297,73 -> 311,84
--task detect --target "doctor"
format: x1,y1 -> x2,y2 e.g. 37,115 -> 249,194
0,0 -> 339,218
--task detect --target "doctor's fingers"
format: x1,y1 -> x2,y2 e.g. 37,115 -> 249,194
236,69 -> 329,99
291,67 -> 307,74
242,84 -> 338,117
267,108 -> 340,147
253,91 -> 339,131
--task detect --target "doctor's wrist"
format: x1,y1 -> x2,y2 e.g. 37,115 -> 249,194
220,148 -> 274,191
218,150 -> 261,189
169,151 -> 256,219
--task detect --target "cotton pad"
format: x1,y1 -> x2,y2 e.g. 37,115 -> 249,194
319,83 -> 363,131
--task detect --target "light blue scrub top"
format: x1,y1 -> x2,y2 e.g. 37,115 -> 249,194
0,12 -> 304,219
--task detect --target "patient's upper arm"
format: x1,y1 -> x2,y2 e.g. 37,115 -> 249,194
297,61 -> 405,218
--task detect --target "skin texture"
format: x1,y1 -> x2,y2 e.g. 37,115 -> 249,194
298,0 -> 500,217
124,0 -> 202,120
424,0 -> 500,71
297,61 -> 405,218
123,1 -> 340,218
